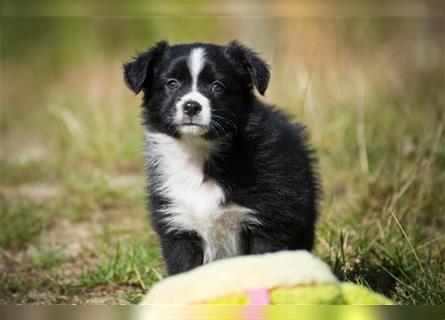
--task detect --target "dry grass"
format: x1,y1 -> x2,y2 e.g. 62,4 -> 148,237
1,17 -> 444,304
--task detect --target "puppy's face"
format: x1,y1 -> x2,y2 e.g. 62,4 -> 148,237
124,41 -> 270,139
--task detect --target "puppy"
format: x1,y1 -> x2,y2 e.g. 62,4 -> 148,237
123,41 -> 320,275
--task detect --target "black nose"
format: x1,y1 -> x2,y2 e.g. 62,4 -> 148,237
183,101 -> 202,117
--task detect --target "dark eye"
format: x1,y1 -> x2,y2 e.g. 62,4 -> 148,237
166,79 -> 179,90
211,81 -> 225,93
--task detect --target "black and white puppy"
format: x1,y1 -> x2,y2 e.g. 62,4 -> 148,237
123,41 -> 320,275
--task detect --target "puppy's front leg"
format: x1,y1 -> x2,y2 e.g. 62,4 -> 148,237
159,231 -> 203,275
246,227 -> 290,254
248,235 -> 282,254
247,225 -> 313,254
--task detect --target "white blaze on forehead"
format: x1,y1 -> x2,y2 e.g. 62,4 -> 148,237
174,47 -> 211,132
188,47 -> 205,90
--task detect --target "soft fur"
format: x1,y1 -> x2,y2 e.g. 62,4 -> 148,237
123,40 -> 320,275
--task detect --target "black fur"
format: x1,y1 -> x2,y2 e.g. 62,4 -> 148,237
123,41 -> 320,275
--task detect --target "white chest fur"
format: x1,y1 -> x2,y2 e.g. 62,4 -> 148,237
146,132 -> 255,263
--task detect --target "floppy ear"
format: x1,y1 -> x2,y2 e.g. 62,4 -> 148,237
224,40 -> 270,96
123,41 -> 169,94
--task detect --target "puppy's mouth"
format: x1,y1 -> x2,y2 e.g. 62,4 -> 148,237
180,122 -> 204,127
177,122 -> 208,135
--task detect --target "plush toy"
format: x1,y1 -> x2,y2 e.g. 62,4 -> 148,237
138,251 -> 391,319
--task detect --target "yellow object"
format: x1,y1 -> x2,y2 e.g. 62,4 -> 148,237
137,251 -> 391,319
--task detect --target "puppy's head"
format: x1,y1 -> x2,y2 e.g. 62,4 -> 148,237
123,41 -> 270,139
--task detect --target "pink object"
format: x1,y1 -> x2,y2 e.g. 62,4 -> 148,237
247,287 -> 270,305
242,288 -> 270,320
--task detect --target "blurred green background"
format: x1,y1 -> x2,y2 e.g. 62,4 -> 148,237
1,2 -> 444,304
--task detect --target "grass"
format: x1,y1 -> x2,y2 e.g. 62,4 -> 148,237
1,17 -> 444,304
